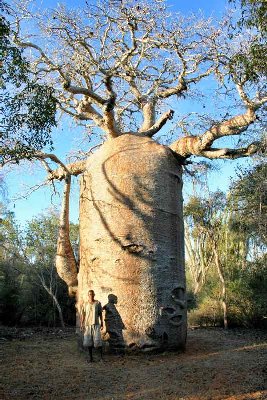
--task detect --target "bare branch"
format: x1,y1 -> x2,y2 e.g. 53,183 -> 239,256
157,79 -> 187,99
186,66 -> 215,85
124,73 -> 143,100
112,20 -> 138,72
255,96 -> 267,108
12,181 -> 50,201
30,152 -> 86,180
138,109 -> 174,137
63,81 -> 106,106
12,1 -> 265,147
57,103 -> 88,121
33,152 -> 70,175
199,142 -> 261,159
15,40 -> 66,80
40,159 -> 53,174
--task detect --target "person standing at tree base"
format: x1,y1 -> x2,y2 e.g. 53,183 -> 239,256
80,290 -> 103,362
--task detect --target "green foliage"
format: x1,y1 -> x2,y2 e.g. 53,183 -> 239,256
184,191 -> 226,231
0,204 -> 25,324
222,254 -> 267,328
185,164 -> 266,328
0,262 -> 21,325
188,298 -> 223,327
230,0 -> 267,33
229,163 -> 267,248
0,208 -> 78,327
188,261 -> 267,328
0,2 -> 28,85
229,42 -> 267,83
229,0 -> 267,83
0,1 -> 57,165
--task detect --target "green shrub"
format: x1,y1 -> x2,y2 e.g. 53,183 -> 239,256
188,298 -> 223,327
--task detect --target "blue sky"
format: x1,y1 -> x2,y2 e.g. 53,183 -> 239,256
3,0 -> 251,227
40,0 -> 228,15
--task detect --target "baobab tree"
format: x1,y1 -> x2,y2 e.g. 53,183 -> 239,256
4,0 -> 266,350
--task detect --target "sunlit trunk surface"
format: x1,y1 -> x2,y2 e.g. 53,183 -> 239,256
78,134 -> 186,350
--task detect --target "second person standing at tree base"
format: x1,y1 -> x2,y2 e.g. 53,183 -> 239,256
80,289 -> 103,362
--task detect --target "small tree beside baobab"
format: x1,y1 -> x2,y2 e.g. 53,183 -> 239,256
4,0 -> 266,350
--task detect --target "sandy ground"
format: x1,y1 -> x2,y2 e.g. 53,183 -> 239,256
0,327 -> 266,400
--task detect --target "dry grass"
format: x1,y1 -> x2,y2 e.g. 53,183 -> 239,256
0,327 -> 266,400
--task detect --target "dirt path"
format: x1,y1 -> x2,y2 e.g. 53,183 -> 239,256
0,327 -> 266,400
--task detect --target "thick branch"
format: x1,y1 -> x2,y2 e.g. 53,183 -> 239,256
170,136 -> 261,160
102,76 -> 121,138
103,101 -> 121,138
137,109 -> 174,137
63,81 -> 106,106
76,98 -> 104,126
200,108 -> 257,149
169,108 -> 259,158
157,79 -> 187,99
48,160 -> 87,180
55,175 -> 78,296
139,100 -> 156,132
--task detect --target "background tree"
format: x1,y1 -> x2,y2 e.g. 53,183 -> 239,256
185,193 -> 232,329
186,166 -> 266,328
24,213 -> 78,328
0,0 -> 56,165
2,0 -> 266,350
229,163 -> 267,255
184,197 -> 214,295
227,163 -> 267,327
0,206 -> 78,327
0,204 -> 24,325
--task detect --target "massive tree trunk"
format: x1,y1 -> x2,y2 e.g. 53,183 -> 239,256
78,134 -> 186,350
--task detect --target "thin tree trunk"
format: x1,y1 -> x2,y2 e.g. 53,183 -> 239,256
213,244 -> 228,329
40,279 -> 65,328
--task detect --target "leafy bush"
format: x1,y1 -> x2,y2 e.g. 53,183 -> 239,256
188,298 -> 223,327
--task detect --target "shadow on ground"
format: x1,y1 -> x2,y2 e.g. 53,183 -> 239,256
0,327 -> 266,400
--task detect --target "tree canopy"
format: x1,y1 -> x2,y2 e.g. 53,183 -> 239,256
1,0 -> 265,178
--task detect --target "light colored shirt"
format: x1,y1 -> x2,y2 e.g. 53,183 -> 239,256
83,300 -> 102,326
